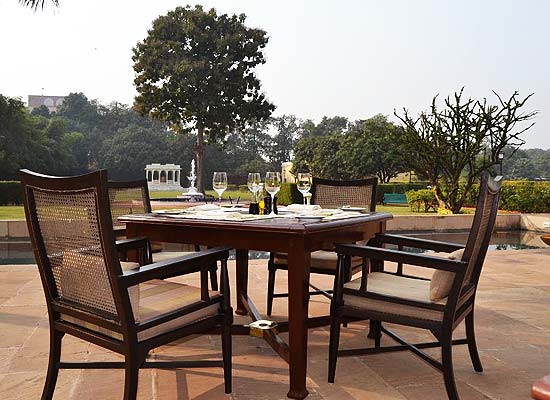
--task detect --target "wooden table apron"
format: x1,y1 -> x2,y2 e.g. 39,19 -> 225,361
121,213 -> 392,399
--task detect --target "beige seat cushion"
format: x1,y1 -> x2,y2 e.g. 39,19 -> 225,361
62,279 -> 221,341
344,272 -> 446,322
430,248 -> 464,301
152,251 -> 195,263
273,250 -> 364,271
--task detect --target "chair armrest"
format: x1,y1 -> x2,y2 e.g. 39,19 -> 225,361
374,233 -> 464,253
116,236 -> 150,252
335,243 -> 466,273
119,246 -> 231,287
116,236 -> 152,265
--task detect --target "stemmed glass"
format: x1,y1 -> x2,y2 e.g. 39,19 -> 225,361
264,172 -> 281,216
247,173 -> 261,203
212,172 -> 228,205
297,173 -> 312,207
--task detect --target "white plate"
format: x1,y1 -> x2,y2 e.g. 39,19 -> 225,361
340,207 -> 366,212
277,209 -> 297,215
296,215 -> 324,222
152,209 -> 183,215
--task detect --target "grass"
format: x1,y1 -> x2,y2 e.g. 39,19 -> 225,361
0,206 -> 25,219
149,190 -> 253,202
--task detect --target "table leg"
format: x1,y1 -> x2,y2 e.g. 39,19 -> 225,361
235,249 -> 249,316
286,240 -> 311,399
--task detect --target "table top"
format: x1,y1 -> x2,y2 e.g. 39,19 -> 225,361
119,211 -> 393,234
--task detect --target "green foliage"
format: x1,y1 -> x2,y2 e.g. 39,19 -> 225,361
0,182 -> 23,205
338,115 -> 406,182
406,189 -> 438,212
277,182 -> 302,206
395,88 -> 537,213
133,5 -> 275,191
465,181 -> 550,213
292,134 -> 344,178
99,125 -> 173,180
376,182 -> 429,204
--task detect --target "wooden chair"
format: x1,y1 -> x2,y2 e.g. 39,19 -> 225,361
20,169 -> 233,400
108,179 -> 219,290
328,171 -> 502,400
266,177 -> 378,315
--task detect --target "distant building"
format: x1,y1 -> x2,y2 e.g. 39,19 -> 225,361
27,95 -> 66,113
145,163 -> 184,191
282,162 -> 295,183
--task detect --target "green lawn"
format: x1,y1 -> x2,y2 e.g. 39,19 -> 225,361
149,190 -> 253,202
0,206 -> 25,219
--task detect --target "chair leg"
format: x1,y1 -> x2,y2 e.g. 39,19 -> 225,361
222,316 -> 232,394
441,334 -> 460,400
267,266 -> 276,316
328,315 -> 342,383
123,355 -> 140,400
372,320 -> 382,348
209,266 -> 219,291
465,312 -> 483,372
41,329 -> 63,400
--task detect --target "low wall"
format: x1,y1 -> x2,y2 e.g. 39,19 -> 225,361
2,213 -> 550,239
387,214 -> 524,233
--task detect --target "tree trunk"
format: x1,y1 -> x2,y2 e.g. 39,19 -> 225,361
196,125 -> 205,194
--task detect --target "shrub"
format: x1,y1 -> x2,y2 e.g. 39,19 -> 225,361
406,189 -> 438,212
277,182 -> 302,205
464,180 -> 550,213
0,181 -> 23,205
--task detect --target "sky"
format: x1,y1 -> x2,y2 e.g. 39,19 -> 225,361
1,0 -> 548,149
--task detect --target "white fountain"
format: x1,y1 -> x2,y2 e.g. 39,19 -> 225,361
177,160 -> 204,201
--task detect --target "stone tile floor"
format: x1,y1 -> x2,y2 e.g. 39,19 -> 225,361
1,248 -> 549,399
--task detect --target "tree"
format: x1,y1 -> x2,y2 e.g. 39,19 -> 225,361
267,115 -> 300,168
98,125 -> 172,180
133,5 -> 275,192
292,134 -> 344,179
395,89 -> 537,213
338,115 -> 406,182
300,116 -> 348,138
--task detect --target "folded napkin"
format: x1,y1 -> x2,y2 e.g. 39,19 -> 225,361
285,204 -> 321,212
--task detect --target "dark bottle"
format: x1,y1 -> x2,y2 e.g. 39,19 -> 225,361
273,195 -> 278,215
263,195 -> 272,215
249,202 -> 259,215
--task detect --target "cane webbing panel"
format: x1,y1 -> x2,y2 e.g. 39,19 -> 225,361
108,186 -> 148,229
464,188 -> 498,284
32,187 -> 119,319
313,183 -> 374,209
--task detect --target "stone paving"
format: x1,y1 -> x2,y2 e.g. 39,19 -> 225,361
1,248 -> 549,399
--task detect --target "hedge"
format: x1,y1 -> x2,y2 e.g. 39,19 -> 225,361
277,182 -> 302,206
464,180 -> 550,213
0,181 -> 23,205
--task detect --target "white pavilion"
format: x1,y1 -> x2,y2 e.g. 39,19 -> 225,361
144,163 -> 184,191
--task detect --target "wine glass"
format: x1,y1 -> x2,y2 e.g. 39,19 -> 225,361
212,172 -> 228,205
264,172 -> 281,216
247,173 -> 261,202
297,173 -> 312,207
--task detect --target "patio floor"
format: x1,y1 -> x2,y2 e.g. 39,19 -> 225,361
1,248 -> 549,399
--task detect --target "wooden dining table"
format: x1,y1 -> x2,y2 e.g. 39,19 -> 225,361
120,211 -> 392,399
